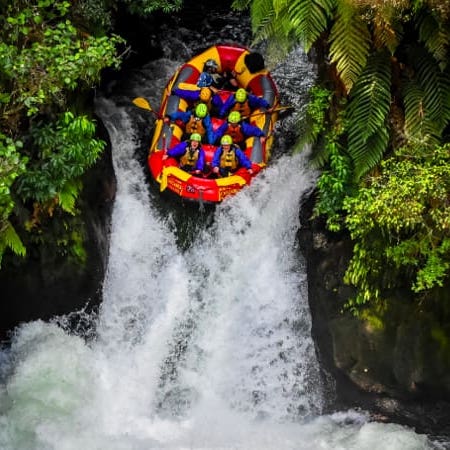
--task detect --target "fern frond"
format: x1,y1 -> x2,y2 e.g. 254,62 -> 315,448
372,15 -> 402,54
402,80 -> 441,145
250,0 -> 294,51
232,0 -> 252,9
416,11 -> 450,70
349,127 -> 389,180
249,0 -> 276,38
415,52 -> 450,132
57,179 -> 81,215
329,5 -> 371,93
345,52 -> 392,179
0,221 -> 26,265
309,141 -> 330,168
288,0 -> 336,52
403,45 -> 450,140
347,52 -> 392,141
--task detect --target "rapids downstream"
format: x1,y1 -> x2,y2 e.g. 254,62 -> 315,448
0,5 -> 449,450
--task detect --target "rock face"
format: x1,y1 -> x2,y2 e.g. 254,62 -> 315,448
298,193 -> 450,435
0,127 -> 116,341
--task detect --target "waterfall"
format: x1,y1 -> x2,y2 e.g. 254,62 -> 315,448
0,48 -> 440,449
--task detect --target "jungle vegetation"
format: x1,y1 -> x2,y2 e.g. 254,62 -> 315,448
233,0 -> 450,320
0,0 -> 181,267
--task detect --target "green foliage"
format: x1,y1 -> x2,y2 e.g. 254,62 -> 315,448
0,0 -> 125,266
402,45 -> 450,144
73,0 -> 184,34
121,0 -> 182,15
0,1 -> 124,118
346,51 -> 392,178
237,0 -> 450,179
416,8 -> 450,70
0,221 -> 27,267
329,4 -> 371,93
343,143 -> 450,306
288,0 -> 335,52
240,0 -> 450,319
16,112 -> 104,205
295,85 -> 333,157
314,139 -> 353,231
72,0 -> 113,33
0,134 -> 28,264
233,0 -> 335,53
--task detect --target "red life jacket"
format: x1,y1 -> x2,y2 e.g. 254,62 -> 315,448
225,124 -> 244,144
185,116 -> 206,136
231,100 -> 251,118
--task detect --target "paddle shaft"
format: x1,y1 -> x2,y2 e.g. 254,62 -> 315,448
243,105 -> 293,120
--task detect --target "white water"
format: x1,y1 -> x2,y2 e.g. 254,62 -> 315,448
0,97 -> 438,449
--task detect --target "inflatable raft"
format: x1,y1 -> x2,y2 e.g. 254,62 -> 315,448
147,44 -> 280,203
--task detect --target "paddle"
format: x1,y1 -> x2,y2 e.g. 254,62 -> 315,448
132,97 -> 161,118
177,82 -> 201,91
243,105 -> 294,120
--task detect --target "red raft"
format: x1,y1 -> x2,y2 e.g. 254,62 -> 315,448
147,44 -> 280,203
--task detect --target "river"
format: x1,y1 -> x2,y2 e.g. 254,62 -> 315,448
0,4 -> 449,450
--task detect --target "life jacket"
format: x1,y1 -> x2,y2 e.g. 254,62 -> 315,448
231,99 -> 251,118
226,124 -> 245,144
219,146 -> 238,171
185,115 -> 206,136
180,144 -> 200,168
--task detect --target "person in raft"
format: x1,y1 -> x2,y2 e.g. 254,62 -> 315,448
219,87 -> 271,119
197,59 -> 238,92
213,111 -> 266,148
197,59 -> 220,90
162,133 -> 205,175
164,103 -> 215,144
171,86 -> 223,114
212,134 -> 253,177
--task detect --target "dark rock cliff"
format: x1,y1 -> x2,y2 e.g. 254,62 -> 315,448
298,192 -> 450,436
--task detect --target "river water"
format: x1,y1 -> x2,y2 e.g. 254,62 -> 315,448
0,5 -> 448,450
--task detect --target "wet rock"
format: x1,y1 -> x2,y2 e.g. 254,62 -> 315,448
298,190 -> 450,435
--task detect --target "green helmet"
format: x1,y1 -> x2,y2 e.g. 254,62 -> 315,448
190,133 -> 202,142
220,134 -> 233,145
228,111 -> 241,123
195,103 -> 208,118
235,88 -> 247,103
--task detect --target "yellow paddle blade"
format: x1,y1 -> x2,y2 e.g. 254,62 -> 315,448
132,97 -> 152,111
177,82 -> 201,91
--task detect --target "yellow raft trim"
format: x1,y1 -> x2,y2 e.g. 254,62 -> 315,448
159,166 -> 191,191
215,175 -> 247,187
159,166 -> 247,193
